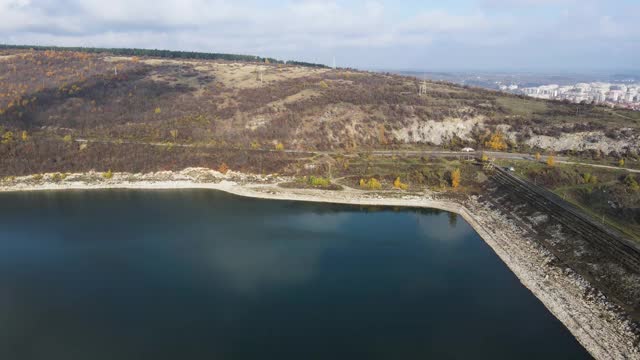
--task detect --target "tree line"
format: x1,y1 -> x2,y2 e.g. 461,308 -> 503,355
0,44 -> 328,68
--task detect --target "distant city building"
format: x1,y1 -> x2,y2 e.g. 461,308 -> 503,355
509,81 -> 640,110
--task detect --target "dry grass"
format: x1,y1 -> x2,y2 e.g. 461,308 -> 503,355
1,48 -> 639,178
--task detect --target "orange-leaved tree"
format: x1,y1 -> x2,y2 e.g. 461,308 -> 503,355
485,132 -> 507,151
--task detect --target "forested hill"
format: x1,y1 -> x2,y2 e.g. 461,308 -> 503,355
0,44 -> 328,68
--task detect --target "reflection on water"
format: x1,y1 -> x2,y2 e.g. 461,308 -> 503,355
208,234 -> 326,293
414,211 -> 473,243
0,190 -> 590,360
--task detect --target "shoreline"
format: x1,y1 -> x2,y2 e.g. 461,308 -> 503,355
1,168 -> 639,359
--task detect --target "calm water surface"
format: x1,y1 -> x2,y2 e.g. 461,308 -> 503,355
0,190 -> 590,359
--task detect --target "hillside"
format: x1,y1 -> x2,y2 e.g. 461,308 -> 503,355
2,47 -> 640,331
1,47 -> 640,178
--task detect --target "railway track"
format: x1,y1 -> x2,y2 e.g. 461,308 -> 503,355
489,167 -> 640,274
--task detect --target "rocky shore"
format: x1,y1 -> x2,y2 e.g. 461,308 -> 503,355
1,167 -> 639,359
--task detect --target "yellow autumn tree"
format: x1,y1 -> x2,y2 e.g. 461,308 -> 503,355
275,142 -> 284,151
485,132 -> 507,151
21,130 -> 28,141
619,159 -> 625,167
393,177 -> 408,190
451,168 -> 461,188
535,152 -> 541,161
218,162 -> 229,174
547,155 -> 555,167
360,178 -> 381,190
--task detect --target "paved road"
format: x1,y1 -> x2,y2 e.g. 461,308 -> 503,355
75,138 -> 640,174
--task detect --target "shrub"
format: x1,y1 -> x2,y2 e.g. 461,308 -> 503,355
393,177 -> 408,190
275,142 -> 284,151
623,175 -> 639,191
63,134 -> 73,143
619,158 -> 625,167
102,169 -> 113,179
546,155 -> 555,167
2,131 -> 13,144
170,129 -> 179,140
308,176 -> 330,187
218,162 -> 229,174
480,153 -> 489,162
360,178 -> 382,190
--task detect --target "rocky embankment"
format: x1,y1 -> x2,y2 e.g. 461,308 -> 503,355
1,167 -> 639,359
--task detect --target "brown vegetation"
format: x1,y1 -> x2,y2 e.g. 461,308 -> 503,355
1,48 -> 639,177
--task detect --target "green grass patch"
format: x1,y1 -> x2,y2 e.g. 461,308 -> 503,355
496,97 -> 549,116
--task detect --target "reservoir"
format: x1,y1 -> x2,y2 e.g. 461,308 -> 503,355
0,190 -> 590,359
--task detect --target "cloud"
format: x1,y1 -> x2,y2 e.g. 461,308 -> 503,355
402,11 -> 493,33
0,0 -> 638,70
480,0 -> 576,8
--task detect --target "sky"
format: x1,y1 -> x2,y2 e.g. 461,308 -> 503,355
0,0 -> 638,72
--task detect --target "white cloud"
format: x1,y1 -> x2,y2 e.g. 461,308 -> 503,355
0,0 -> 637,70
402,11 -> 493,33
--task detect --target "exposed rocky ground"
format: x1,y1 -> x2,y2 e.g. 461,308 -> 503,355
464,195 -> 640,359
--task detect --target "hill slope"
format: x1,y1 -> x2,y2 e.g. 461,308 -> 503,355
1,48 -> 639,176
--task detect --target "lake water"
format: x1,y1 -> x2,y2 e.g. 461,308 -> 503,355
0,190 -> 590,359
